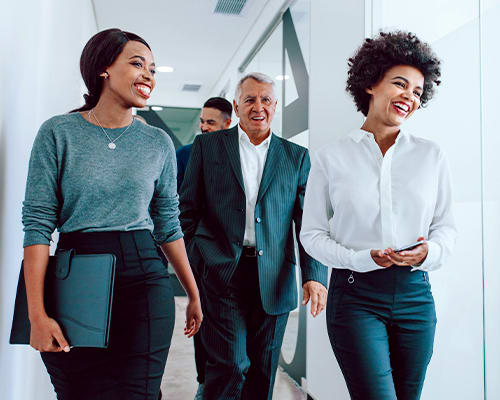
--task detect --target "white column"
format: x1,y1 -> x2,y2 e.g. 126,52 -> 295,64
306,1 -> 366,399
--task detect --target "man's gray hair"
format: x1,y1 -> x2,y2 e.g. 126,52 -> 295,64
234,72 -> 276,104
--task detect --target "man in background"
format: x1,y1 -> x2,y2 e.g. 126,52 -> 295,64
176,97 -> 232,190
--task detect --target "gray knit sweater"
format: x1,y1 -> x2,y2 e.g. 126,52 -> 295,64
22,112 -> 183,247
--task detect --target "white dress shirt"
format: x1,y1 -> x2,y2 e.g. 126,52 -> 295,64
238,124 -> 271,246
300,129 -> 457,273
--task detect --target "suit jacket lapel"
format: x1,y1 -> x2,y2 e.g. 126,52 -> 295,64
257,134 -> 283,204
222,127 -> 245,192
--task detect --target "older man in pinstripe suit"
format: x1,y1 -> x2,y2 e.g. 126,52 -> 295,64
179,72 -> 328,400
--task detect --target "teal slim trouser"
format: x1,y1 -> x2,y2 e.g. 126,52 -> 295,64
327,267 -> 437,400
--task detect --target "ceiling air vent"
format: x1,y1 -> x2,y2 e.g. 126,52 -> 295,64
213,0 -> 248,15
182,84 -> 202,92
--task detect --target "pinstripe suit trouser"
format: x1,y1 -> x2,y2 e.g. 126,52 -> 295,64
200,255 -> 289,400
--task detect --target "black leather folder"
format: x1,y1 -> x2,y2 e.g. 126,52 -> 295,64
10,250 -> 116,348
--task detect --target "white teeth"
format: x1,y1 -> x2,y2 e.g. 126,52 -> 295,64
394,102 -> 409,112
136,85 -> 151,95
252,117 -> 264,120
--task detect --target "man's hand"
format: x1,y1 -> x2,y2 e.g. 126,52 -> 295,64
302,281 -> 327,317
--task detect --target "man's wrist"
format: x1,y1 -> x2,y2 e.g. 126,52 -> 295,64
302,280 -> 325,288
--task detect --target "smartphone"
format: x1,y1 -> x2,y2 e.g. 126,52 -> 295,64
394,240 -> 425,253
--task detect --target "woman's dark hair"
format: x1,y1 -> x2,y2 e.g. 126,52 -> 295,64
346,31 -> 441,116
71,28 -> 151,112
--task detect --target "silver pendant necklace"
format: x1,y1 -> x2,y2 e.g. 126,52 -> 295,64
89,109 -> 134,150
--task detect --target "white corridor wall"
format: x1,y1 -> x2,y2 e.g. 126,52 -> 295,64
0,1 -> 97,398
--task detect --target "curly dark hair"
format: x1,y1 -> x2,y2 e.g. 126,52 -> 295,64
346,31 -> 441,116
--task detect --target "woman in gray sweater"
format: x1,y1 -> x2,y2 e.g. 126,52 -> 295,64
22,28 -> 202,399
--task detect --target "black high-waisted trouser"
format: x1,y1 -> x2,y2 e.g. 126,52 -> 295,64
41,230 -> 175,400
327,267 -> 437,400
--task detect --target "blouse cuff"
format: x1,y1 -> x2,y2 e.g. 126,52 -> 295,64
351,248 -> 384,272
411,241 -> 441,271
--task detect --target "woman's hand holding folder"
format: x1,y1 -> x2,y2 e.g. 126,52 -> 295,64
24,244 -> 70,352
30,315 -> 70,353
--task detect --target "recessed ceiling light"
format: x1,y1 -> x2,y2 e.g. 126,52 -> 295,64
151,106 -> 163,111
276,74 -> 290,81
157,66 -> 174,73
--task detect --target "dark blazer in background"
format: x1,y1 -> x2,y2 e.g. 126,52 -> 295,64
179,126 -> 327,315
175,143 -> 193,191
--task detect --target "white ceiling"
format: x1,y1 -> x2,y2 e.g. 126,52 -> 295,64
93,0 -> 270,108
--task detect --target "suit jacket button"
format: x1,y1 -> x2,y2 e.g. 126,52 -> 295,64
258,249 -> 263,256
255,217 -> 261,223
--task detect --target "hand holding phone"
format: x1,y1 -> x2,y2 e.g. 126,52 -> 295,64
381,237 -> 428,266
373,238 -> 428,267
394,240 -> 425,253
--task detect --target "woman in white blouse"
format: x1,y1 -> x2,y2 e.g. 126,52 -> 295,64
300,31 -> 456,400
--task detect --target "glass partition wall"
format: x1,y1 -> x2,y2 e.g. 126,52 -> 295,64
481,1 -> 500,399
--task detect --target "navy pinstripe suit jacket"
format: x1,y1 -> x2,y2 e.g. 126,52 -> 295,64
179,126 -> 327,315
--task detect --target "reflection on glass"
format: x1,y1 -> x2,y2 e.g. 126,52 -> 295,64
281,232 -> 302,364
281,309 -> 299,364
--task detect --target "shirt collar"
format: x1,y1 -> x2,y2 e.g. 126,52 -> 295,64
238,124 -> 272,147
348,128 -> 406,144
348,129 -> 369,143
394,129 -> 406,143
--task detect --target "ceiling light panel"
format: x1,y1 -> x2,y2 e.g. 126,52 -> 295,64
157,66 -> 174,73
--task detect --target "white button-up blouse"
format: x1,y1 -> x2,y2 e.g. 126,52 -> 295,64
300,129 -> 457,273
